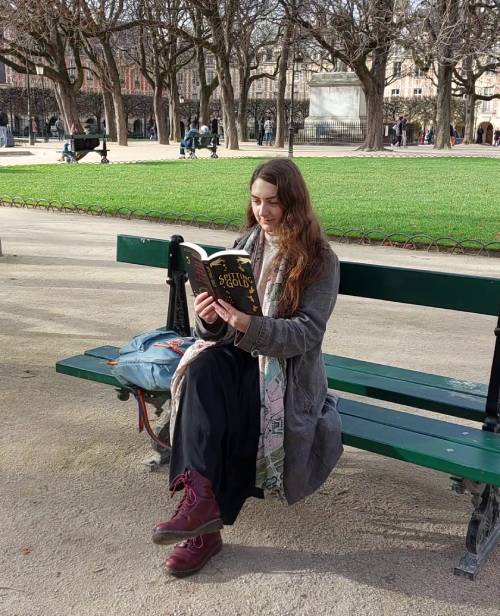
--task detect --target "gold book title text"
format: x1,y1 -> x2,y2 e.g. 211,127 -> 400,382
218,272 -> 253,289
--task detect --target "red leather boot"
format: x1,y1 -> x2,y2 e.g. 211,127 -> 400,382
152,469 -> 223,545
164,532 -> 223,577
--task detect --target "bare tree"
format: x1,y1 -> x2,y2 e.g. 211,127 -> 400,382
182,0 -> 241,149
451,1 -> 500,143
233,0 -> 280,141
286,0 -> 404,150
123,0 -> 195,144
0,1 -> 87,130
78,1 -> 140,145
189,6 -> 218,127
407,0 -> 496,149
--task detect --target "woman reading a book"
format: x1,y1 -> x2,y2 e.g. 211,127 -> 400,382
152,158 -> 343,576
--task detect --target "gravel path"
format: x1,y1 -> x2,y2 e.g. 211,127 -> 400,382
1,208 -> 499,616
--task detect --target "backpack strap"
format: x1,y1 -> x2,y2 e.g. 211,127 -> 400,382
135,389 -> 171,449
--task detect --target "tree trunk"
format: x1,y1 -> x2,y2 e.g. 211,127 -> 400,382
111,87 -> 128,146
357,49 -> 388,151
199,89 -> 210,126
101,37 -> 128,146
168,77 -> 182,141
102,88 -> 117,141
276,23 -> 292,148
197,51 -> 211,125
435,62 -> 453,150
362,88 -> 385,150
54,81 -> 82,131
238,77 -> 250,141
216,56 -> 239,149
153,84 -> 169,145
463,91 -> 476,145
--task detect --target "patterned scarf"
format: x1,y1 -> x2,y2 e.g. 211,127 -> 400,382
169,226 -> 288,497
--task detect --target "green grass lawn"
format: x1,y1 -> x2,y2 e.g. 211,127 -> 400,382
1,157 -> 498,247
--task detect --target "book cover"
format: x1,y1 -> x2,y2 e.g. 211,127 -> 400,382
180,242 -> 262,316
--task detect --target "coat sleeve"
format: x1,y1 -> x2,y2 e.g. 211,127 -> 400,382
195,314 -> 228,341
235,249 -> 340,359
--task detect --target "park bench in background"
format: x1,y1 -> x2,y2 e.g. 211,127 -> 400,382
60,133 -> 110,164
56,234 -> 500,580
186,132 -> 219,159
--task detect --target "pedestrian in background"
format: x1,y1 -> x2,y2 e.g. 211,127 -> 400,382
211,117 -> 219,145
257,118 -> 265,146
263,117 -> 274,146
55,118 -> 65,140
401,116 -> 408,147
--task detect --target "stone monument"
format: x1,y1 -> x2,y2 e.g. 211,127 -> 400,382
305,72 -> 366,126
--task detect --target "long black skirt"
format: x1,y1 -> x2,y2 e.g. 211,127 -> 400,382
169,344 -> 264,525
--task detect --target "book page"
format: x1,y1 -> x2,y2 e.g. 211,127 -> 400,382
180,244 -> 214,297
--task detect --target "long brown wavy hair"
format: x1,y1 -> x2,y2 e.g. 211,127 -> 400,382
244,159 -> 330,317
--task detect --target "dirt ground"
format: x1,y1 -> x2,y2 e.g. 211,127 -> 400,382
1,207 -> 499,616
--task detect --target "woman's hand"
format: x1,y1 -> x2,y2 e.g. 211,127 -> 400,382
213,299 -> 251,334
194,292 -> 219,324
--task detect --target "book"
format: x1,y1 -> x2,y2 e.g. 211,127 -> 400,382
179,242 -> 262,315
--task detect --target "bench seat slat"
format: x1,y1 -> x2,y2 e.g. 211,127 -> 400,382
326,365 -> 485,423
58,346 -> 485,424
340,412 -> 500,487
84,346 -> 120,361
55,351 -> 500,484
56,354 -> 122,387
339,398 -> 500,454
324,354 -> 487,398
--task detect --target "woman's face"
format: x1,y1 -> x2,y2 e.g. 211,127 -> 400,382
250,178 -> 284,235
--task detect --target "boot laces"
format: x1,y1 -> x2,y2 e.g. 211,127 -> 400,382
170,471 -> 197,519
178,535 -> 204,551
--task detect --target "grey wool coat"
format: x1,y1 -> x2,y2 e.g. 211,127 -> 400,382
195,233 -> 343,505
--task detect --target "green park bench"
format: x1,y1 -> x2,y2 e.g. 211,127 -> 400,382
56,233 -> 500,580
186,131 -> 219,159
60,133 -> 110,164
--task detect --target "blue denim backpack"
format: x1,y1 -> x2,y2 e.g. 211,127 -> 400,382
112,328 -> 196,392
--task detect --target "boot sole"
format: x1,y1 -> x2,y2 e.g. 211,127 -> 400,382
164,540 -> 223,577
152,518 -> 223,546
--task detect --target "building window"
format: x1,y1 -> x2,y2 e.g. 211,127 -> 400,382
265,49 -> 273,62
391,89 -> 400,97
134,79 -> 140,89
393,62 -> 402,77
413,88 -> 422,95
0,62 -> 6,83
482,87 -> 493,112
414,68 -> 423,78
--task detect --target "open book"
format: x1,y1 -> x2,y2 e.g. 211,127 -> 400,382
180,242 -> 262,315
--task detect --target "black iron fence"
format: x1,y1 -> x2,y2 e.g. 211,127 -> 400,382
269,121 -> 419,146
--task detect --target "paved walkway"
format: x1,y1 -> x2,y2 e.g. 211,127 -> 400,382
1,207 -> 499,616
1,139 -> 499,166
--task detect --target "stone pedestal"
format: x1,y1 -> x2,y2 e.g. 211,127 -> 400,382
305,72 -> 366,124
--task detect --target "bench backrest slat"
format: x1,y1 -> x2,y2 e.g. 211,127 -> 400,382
340,262 -> 499,316
116,234 -> 500,316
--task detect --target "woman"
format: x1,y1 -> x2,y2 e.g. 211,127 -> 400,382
152,159 -> 343,577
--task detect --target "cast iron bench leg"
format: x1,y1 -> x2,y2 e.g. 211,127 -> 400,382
452,479 -> 500,579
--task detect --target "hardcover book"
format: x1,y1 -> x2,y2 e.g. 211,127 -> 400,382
179,242 -> 262,316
